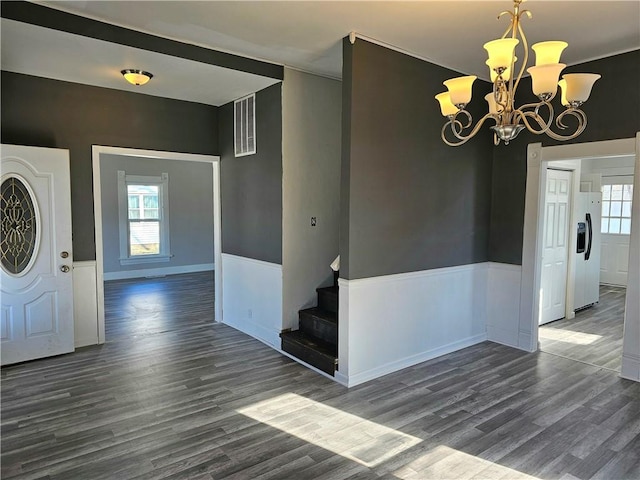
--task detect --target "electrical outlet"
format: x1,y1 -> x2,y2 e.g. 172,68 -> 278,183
248,309 -> 253,319
311,217 -> 317,226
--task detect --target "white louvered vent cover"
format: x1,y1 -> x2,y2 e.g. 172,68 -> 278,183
234,94 -> 256,157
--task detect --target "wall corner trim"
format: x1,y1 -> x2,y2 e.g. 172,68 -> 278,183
72,260 -> 99,348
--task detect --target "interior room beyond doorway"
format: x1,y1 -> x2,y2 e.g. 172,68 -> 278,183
105,271 -> 214,341
537,152 -> 635,374
92,146 -> 222,344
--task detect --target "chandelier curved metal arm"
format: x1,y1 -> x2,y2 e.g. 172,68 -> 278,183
435,0 -> 601,147
441,111 -> 499,147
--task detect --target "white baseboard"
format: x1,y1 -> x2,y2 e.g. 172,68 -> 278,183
73,261 -> 99,347
621,353 -> 640,382
343,333 -> 487,388
334,371 -> 349,387
518,331 -> 535,352
221,254 -> 282,348
103,263 -> 214,281
486,325 -> 519,349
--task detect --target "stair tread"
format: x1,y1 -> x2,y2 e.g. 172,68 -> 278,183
316,285 -> 338,295
300,307 -> 337,323
281,330 -> 338,358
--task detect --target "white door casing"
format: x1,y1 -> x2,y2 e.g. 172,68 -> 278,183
540,169 -> 572,325
92,146 -> 222,344
522,136 -> 640,382
1,144 -> 74,365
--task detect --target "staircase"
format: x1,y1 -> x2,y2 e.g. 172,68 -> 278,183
280,281 -> 338,376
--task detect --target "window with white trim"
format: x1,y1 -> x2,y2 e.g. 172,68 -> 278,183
601,182 -> 633,235
234,93 -> 256,157
118,171 -> 171,265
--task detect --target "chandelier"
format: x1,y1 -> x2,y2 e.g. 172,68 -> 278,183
435,0 -> 601,146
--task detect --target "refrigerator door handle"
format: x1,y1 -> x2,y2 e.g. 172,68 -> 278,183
585,213 -> 593,261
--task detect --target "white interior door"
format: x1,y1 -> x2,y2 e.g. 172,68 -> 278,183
1,144 -> 74,365
540,169 -> 572,325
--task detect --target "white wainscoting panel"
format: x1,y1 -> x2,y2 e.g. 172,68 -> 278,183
103,263 -> 214,281
486,262 -> 523,348
221,254 -> 283,348
73,261 -> 99,347
337,264 -> 488,387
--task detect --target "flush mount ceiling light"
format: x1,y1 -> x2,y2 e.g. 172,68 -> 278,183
435,0 -> 601,146
121,69 -> 153,86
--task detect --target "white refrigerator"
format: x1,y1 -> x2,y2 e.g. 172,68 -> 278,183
573,192 -> 602,311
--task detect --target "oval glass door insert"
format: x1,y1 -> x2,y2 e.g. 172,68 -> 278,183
1,176 -> 38,274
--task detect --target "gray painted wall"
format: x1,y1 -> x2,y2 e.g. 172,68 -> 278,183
100,154 -> 214,274
489,50 -> 640,264
282,68 -> 342,330
1,71 -> 219,262
219,83 -> 283,264
340,38 -> 493,280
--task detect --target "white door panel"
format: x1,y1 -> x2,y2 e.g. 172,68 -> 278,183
601,234 -> 630,286
540,169 -> 572,325
1,144 -> 74,365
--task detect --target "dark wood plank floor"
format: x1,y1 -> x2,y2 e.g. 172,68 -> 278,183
2,274 -> 639,479
539,285 -> 626,372
104,271 -> 215,341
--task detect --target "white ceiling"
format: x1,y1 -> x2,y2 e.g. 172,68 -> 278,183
3,1 -> 639,106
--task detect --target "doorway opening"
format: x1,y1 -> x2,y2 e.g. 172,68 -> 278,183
520,134 -> 640,381
537,155 -> 635,372
92,146 -> 221,343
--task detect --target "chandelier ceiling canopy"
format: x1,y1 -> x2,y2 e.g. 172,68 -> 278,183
435,0 -> 601,147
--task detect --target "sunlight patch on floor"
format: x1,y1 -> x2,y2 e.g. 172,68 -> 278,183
539,327 -> 602,345
393,445 -> 540,479
237,393 -> 422,467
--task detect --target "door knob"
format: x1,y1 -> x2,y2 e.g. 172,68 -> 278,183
60,251 -> 69,258
60,265 -> 70,273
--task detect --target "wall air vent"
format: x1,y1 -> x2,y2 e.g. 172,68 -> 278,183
234,93 -> 256,157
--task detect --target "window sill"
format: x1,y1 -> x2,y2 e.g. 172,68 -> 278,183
119,254 -> 172,266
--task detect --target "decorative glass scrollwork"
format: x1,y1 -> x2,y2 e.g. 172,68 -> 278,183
1,176 -> 38,274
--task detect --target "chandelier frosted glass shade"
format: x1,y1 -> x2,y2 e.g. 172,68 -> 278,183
442,76 -> 477,106
487,57 -> 516,82
532,41 -> 568,66
435,92 -> 458,116
435,0 -> 601,146
562,73 -> 601,104
484,38 -> 519,69
527,63 -> 566,97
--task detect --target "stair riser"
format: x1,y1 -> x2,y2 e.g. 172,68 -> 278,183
317,290 -> 338,314
299,314 -> 337,347
281,338 -> 336,376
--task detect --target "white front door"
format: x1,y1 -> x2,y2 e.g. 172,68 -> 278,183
540,169 -> 572,325
1,145 -> 74,365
